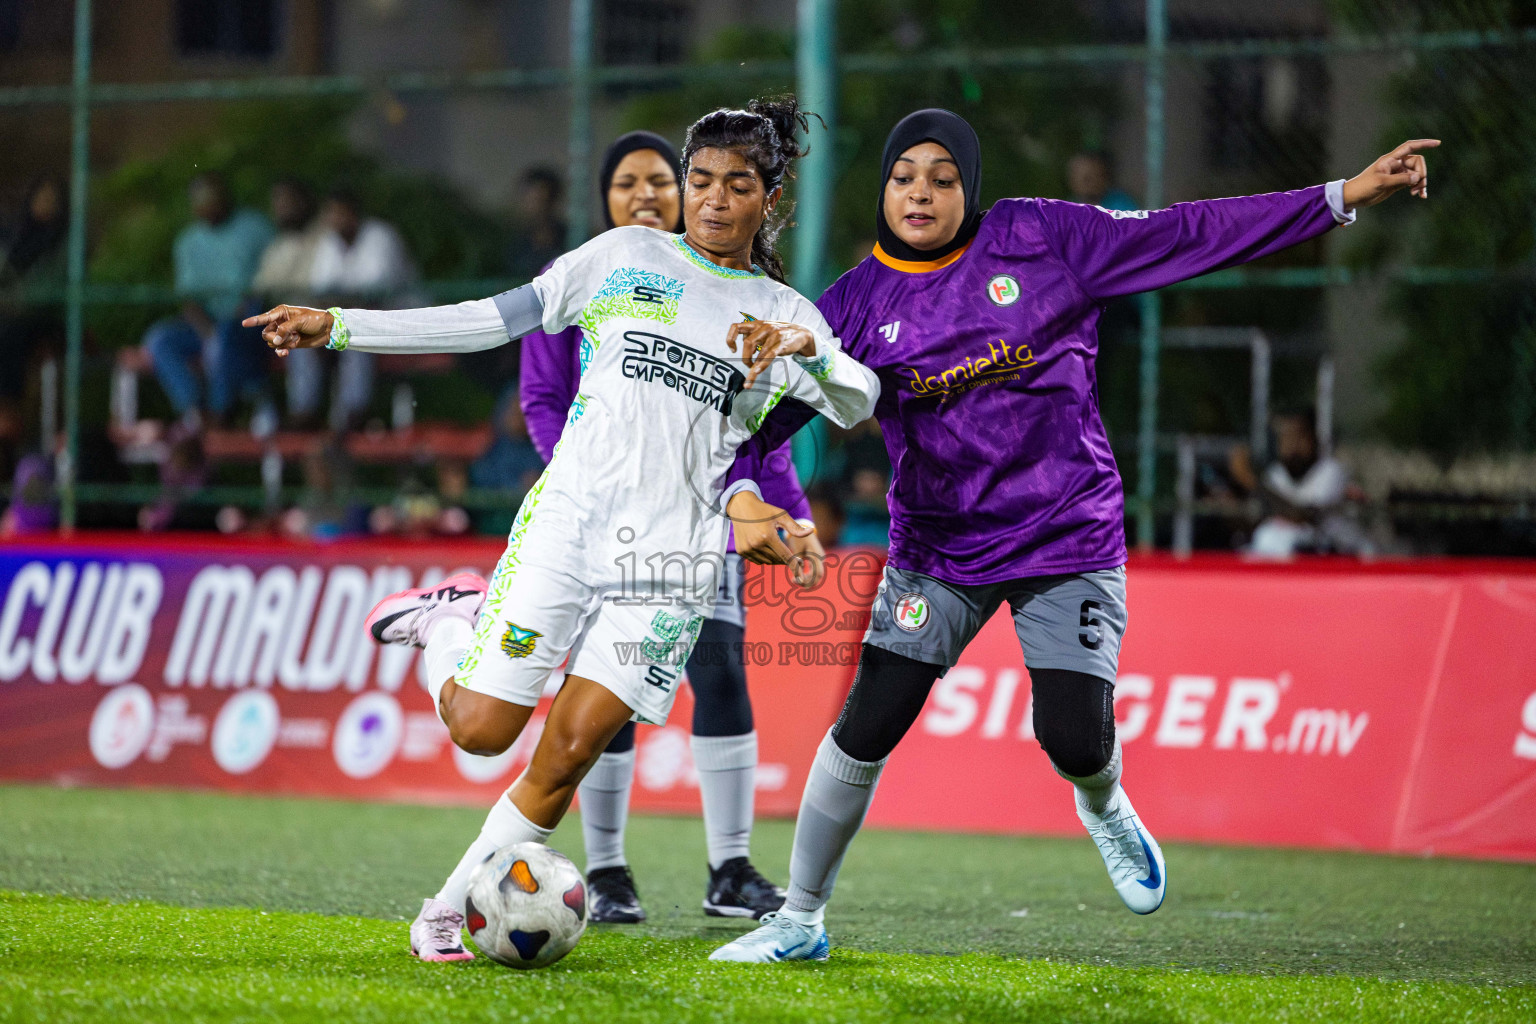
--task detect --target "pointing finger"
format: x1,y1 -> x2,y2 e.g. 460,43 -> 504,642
242,308 -> 285,329
1392,139 -> 1441,159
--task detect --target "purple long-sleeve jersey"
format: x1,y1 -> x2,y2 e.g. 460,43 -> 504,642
519,322 -> 813,525
762,186 -> 1342,584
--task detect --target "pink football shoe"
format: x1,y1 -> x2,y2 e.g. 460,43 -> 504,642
365,572 -> 487,649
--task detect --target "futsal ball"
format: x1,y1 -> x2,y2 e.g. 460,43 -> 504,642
464,842 -> 588,969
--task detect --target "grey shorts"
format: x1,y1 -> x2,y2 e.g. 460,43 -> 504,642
708,553 -> 747,630
863,564 -> 1128,682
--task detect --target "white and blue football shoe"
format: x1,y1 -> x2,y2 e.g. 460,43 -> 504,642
707,912 -> 830,963
1079,787 -> 1166,914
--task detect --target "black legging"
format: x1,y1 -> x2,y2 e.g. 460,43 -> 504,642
831,643 -> 1115,777
601,618 -> 754,753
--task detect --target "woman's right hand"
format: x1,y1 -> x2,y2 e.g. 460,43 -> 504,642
727,489 -> 815,566
242,305 -> 334,357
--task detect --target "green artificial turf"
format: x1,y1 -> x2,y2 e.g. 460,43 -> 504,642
3,895 -> 1532,1024
1,784 -> 1532,1022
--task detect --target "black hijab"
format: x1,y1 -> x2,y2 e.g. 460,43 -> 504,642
875,109 -> 982,263
598,130 -> 683,231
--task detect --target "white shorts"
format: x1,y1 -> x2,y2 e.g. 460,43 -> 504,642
455,563 -> 706,726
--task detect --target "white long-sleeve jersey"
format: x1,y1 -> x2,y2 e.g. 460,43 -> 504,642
335,225 -> 880,605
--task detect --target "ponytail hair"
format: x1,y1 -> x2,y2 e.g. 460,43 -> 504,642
682,95 -> 817,283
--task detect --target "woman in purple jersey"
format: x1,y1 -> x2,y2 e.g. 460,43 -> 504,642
713,108 -> 1437,963
520,130 -> 824,924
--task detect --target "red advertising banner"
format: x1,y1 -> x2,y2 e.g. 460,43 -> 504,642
0,534 -> 869,818
1,537 -> 1532,860
870,558 -> 1536,861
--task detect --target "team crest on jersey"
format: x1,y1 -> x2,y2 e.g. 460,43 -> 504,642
500,622 -> 543,659
893,592 -> 930,631
987,275 -> 1021,306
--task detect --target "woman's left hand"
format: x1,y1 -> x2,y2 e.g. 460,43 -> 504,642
726,320 -> 818,389
1342,139 -> 1440,209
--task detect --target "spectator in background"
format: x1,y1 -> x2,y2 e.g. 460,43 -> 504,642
838,418 -> 893,546
252,179 -> 323,429
281,442 -> 369,540
252,178 -> 322,305
1229,408 -> 1373,558
1067,150 -> 1138,211
298,188 -> 416,431
138,172 -> 273,430
804,484 -> 845,548
1,453 -> 57,535
506,167 -> 566,280
0,175 -> 68,474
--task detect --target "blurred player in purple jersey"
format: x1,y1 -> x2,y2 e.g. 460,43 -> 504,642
521,130 -> 822,925
713,108 -> 1437,963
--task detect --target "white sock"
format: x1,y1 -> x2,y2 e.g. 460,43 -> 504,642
434,795 -> 553,913
1056,738 -> 1124,815
780,904 -> 825,928
783,730 -> 886,916
423,617 -> 473,721
692,732 -> 757,869
578,749 -> 634,873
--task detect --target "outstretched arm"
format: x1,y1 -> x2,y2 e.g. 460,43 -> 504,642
244,283 -> 546,356
1040,139 -> 1439,301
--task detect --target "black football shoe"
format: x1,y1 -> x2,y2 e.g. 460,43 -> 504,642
703,857 -> 787,920
587,866 -> 646,924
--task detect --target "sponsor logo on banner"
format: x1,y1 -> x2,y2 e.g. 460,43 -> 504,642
894,593 -> 929,631
89,684 -> 155,769
1517,691 -> 1536,760
211,691 -> 280,774
921,668 -> 1370,757
6,541 -> 1536,860
332,693 -> 403,779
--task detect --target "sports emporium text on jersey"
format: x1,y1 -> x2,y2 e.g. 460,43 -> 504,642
620,330 -> 746,415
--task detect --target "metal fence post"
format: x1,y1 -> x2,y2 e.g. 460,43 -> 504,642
1135,0 -> 1167,550
61,0 -> 93,530
794,0 -> 836,298
566,0 -> 594,251
792,0 -> 837,480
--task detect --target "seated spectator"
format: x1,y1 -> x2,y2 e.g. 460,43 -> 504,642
281,443 -> 368,540
290,188 -> 416,431
368,466 -> 469,538
138,432 -> 207,532
0,175 -> 68,474
1066,150 -> 1138,211
1230,408 -> 1373,558
473,383 -> 544,493
137,172 -> 273,430
1,453 -> 57,535
252,178 -> 323,305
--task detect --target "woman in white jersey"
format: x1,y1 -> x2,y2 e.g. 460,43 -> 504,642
244,98 -> 879,962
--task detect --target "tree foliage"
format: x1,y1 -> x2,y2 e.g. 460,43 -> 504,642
1333,0 -> 1536,453
622,0 -> 1115,278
